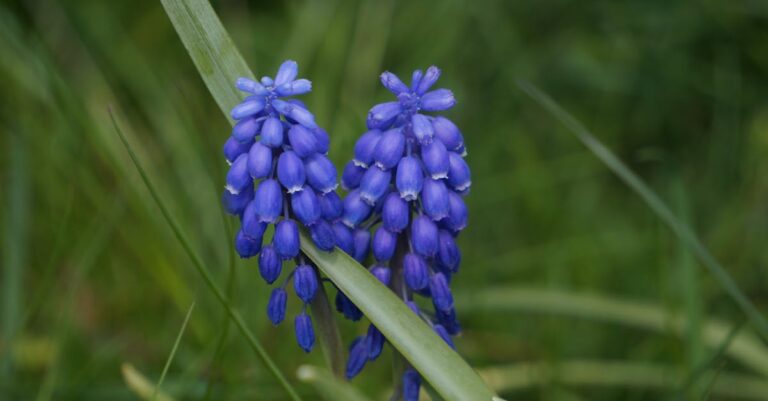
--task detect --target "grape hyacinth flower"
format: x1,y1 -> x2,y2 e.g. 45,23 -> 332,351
222,60 -> 341,353
339,66 -> 469,399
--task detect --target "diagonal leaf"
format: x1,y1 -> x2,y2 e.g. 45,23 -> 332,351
301,233 -> 499,401
160,0 -> 252,121
517,80 -> 768,341
153,301 -> 195,401
158,0 -> 500,399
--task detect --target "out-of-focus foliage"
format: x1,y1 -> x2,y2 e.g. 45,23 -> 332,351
1,0 -> 767,400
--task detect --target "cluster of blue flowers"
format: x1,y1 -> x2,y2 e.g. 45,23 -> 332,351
222,60 -> 343,353
339,66 -> 470,400
222,62 -> 469,401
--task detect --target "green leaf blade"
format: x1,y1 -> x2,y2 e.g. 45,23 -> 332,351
160,0 -> 251,120
300,233 -> 498,401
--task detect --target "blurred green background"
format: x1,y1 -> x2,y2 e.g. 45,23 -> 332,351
2,0 -> 768,400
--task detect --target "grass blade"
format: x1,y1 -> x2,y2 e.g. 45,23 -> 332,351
122,363 -> 176,401
517,80 -> 768,341
153,301 -> 195,401
300,233 -> 499,401
680,318 -> 747,394
158,0 -> 500,398
297,365 -> 375,401
109,110 -> 303,401
309,281 -> 345,379
159,0 -> 251,121
1,131 -> 29,379
479,359 -> 768,400
459,287 -> 768,377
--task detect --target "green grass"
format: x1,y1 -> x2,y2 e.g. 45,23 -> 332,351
1,0 -> 767,400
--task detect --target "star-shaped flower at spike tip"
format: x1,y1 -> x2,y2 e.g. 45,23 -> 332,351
221,60 -> 341,354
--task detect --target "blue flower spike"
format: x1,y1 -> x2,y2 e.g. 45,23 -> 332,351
222,61 -> 345,353
337,66 -> 470,391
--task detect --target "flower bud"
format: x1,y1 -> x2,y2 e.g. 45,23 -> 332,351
411,69 -> 424,91
313,128 -> 330,154
430,273 -> 454,312
359,167 -> 391,206
225,154 -> 251,194
431,116 -> 463,151
294,312 -> 315,353
382,192 -> 409,232
402,369 -> 421,401
253,179 -> 282,223
336,291 -> 363,321
293,264 -> 318,303
258,245 -> 282,284
273,219 -> 300,259
232,117 -> 262,143
353,130 -> 382,168
422,178 -> 449,221
367,101 -> 401,129
309,220 -> 336,251
396,156 -> 424,201
304,153 -> 338,194
319,191 -> 343,221
236,77 -> 268,96
420,89 -> 455,111
437,230 -> 461,273
373,128 -> 405,170
433,324 -> 455,349
366,324 -> 385,360
291,187 -> 321,225
372,227 -> 397,261
415,66 -> 440,95
352,228 -> 371,262
345,336 -> 369,379
421,140 -> 449,179
288,124 -> 319,158
380,71 -> 409,95
267,288 -> 287,325
260,117 -> 284,148
272,99 -> 317,129
445,191 -> 468,232
404,253 -> 428,290
447,152 -> 471,192
277,151 -> 306,194
411,215 -> 438,257
276,78 -> 312,96
222,185 -> 252,216
411,114 -> 434,145
241,200 -> 267,238
247,142 -> 273,179
234,229 -> 261,258
332,222 -> 355,255
437,307 -> 461,335
371,266 -> 391,286
342,190 -> 372,227
235,230 -> 262,259
223,136 -> 252,164
341,165 -> 364,195
231,97 -> 265,120
274,60 -> 298,86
